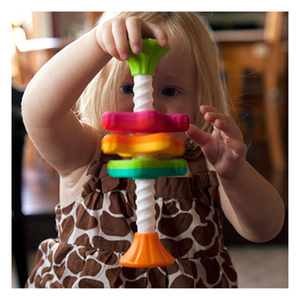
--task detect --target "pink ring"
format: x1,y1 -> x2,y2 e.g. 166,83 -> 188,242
102,110 -> 189,134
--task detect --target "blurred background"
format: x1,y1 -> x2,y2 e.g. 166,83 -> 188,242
11,12 -> 288,288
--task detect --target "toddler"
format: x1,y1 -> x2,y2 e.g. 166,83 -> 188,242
22,12 -> 285,288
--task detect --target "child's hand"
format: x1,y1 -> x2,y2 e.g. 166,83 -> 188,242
96,16 -> 168,61
186,105 -> 248,180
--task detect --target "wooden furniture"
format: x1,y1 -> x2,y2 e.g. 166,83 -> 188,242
214,12 -> 287,171
212,12 -> 288,246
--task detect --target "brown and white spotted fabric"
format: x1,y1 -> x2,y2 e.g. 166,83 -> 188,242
26,150 -> 238,288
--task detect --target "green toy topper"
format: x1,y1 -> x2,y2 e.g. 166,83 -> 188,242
127,40 -> 170,76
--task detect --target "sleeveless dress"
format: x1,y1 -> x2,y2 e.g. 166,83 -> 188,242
25,150 -> 238,288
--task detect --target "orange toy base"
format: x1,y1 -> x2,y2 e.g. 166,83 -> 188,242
119,232 -> 175,268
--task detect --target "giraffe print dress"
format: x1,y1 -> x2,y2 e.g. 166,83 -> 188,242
26,150 -> 238,288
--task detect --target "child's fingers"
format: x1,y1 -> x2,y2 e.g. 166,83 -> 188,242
99,20 -> 126,61
126,17 -> 144,54
98,17 -> 168,61
225,138 -> 248,158
141,22 -> 169,47
102,30 -> 121,60
201,106 -> 237,130
126,17 -> 168,54
185,124 -> 211,148
202,109 -> 236,126
200,105 -> 222,115
112,19 -> 130,60
213,118 -> 244,142
200,105 -> 243,142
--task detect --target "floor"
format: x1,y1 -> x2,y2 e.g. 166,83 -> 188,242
228,245 -> 288,288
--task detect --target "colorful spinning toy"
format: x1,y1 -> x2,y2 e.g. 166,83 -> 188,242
101,40 -> 190,268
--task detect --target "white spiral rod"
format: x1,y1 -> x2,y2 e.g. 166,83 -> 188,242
133,75 -> 154,112
132,74 -> 156,233
135,179 -> 156,233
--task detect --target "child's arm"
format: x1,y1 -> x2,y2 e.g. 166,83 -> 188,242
22,28 -> 110,176
22,18 -> 168,178
186,105 -> 285,243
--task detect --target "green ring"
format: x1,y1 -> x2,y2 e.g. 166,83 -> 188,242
107,157 -> 187,180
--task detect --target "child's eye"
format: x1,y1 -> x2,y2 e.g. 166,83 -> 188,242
161,88 -> 179,97
120,85 -> 133,94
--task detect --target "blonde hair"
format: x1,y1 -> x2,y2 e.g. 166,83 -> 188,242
76,12 -> 230,136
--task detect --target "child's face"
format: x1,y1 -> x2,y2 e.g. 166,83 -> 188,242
117,40 -> 196,140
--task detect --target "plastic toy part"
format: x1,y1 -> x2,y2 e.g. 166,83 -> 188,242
107,157 -> 188,180
103,39 -> 184,268
101,133 -> 185,157
127,40 -> 170,76
133,75 -> 154,112
119,232 -> 175,268
102,110 -> 190,134
135,179 -> 156,233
